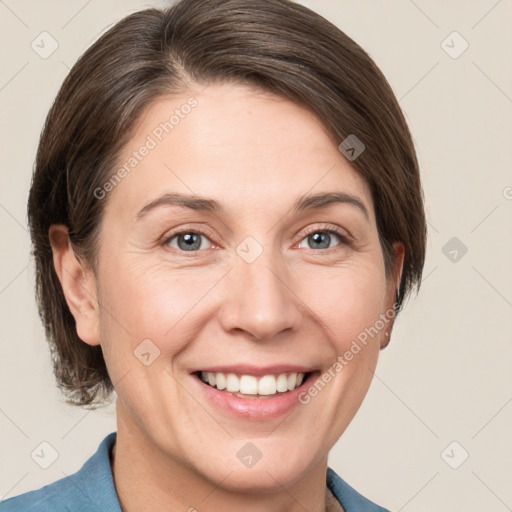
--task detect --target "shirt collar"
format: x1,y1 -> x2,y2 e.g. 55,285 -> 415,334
77,432 -> 386,512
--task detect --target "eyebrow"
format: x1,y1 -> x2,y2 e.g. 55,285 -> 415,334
293,191 -> 369,221
136,193 -> 222,219
136,191 -> 369,221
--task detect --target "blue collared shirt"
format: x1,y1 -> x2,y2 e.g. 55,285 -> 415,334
1,432 -> 390,511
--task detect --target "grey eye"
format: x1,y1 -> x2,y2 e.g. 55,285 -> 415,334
167,232 -> 208,251
298,231 -> 342,250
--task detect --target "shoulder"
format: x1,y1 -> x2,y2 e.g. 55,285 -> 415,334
0,432 -> 120,512
0,473 -> 87,512
326,467 -> 391,512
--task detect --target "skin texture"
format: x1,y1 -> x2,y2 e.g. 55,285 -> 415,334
50,82 -> 404,512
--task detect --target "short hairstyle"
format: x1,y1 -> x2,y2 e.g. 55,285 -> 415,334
28,0 -> 427,407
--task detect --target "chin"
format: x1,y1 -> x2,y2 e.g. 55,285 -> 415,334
195,439 -> 321,494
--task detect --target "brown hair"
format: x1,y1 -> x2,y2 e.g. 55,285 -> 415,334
28,0 -> 427,408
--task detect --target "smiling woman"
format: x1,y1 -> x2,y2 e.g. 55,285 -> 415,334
2,0 -> 426,511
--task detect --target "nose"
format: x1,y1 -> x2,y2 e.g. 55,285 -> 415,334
219,251 -> 303,341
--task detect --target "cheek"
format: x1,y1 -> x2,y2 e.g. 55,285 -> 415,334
95,264 -> 206,415
96,257 -> 221,354
298,261 -> 387,348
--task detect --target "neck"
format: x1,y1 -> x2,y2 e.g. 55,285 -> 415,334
110,407 -> 342,512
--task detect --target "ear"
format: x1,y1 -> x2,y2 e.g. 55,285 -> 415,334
380,241 -> 405,349
48,224 -> 101,346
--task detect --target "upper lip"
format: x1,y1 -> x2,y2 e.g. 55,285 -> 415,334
190,364 -> 316,377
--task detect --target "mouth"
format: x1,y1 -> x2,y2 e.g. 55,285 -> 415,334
194,370 -> 314,399
189,364 -> 320,419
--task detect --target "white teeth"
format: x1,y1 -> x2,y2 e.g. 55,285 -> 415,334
240,375 -> 258,394
216,372 -> 226,390
258,375 -> 277,395
226,373 -> 239,392
199,371 -> 307,395
276,374 -> 288,392
287,373 -> 297,391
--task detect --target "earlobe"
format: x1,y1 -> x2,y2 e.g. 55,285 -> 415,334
48,224 -> 101,346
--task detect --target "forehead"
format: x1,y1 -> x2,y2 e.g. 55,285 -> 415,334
106,82 -> 374,223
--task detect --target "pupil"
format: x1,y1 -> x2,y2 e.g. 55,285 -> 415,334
179,233 -> 201,251
310,232 -> 330,249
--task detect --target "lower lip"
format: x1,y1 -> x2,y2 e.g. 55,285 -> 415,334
192,372 -> 319,420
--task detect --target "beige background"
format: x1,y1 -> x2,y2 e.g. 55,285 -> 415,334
1,1 -> 511,510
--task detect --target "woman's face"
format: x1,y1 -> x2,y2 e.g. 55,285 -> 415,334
91,83 -> 402,490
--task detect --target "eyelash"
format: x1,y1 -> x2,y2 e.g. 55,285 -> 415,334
161,223 -> 352,256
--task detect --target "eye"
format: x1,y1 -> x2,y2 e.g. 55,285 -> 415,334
296,225 -> 349,251
164,230 -> 213,253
